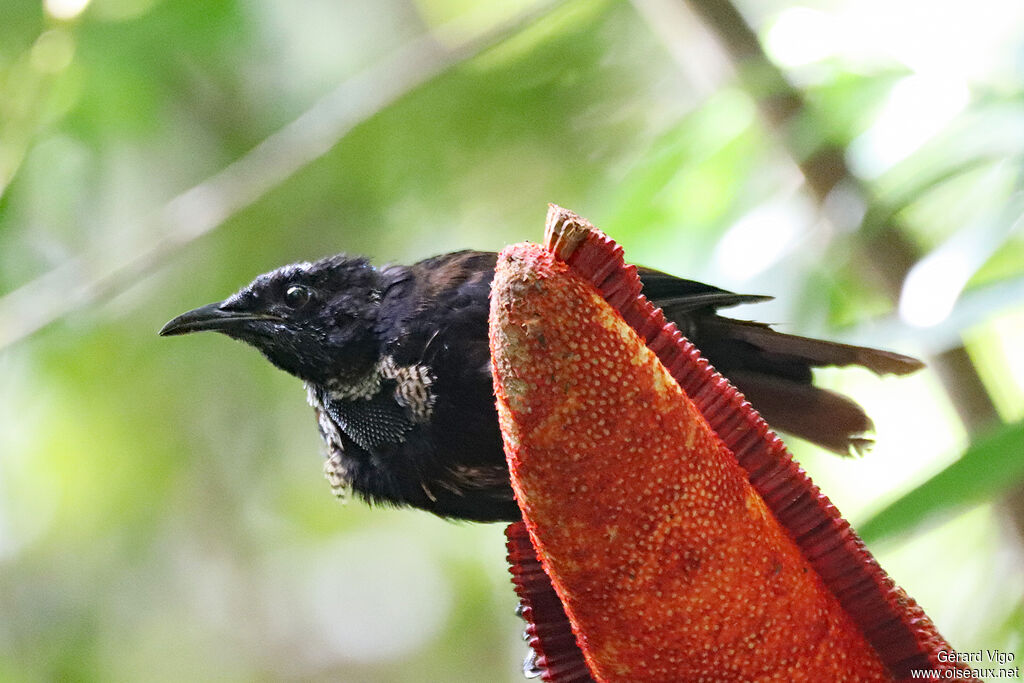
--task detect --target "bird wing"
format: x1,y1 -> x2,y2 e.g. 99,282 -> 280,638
381,251 -> 511,468
637,266 -> 773,314
383,254 -> 923,458
638,268 -> 923,456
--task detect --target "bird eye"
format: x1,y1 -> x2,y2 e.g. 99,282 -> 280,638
283,284 -> 312,309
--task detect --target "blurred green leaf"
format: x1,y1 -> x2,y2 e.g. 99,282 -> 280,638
859,420 -> 1024,544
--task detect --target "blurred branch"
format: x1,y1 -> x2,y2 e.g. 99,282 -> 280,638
0,0 -> 566,351
834,273 -> 1024,355
642,0 -> 1003,439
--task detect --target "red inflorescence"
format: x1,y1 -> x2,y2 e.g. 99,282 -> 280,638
507,521 -> 596,683
488,206 -> 974,682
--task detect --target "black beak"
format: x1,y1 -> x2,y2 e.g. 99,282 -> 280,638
159,302 -> 280,336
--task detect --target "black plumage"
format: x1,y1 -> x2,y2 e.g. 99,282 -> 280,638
160,250 -> 922,522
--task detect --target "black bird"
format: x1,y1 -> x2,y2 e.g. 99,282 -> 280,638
160,250 -> 923,522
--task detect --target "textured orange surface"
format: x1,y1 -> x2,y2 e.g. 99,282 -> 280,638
491,244 -> 892,682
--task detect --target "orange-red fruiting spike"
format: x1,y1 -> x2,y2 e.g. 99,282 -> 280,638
507,522 -> 595,682
492,243 -> 890,681
490,206 -> 973,682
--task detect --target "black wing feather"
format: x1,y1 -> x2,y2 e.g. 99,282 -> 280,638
637,268 -> 922,455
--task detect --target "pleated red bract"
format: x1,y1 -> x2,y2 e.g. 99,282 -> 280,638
489,206 -> 973,682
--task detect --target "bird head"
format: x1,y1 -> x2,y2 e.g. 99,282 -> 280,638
160,255 -> 383,387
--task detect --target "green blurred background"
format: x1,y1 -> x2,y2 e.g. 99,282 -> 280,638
2,0 -> 1023,680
